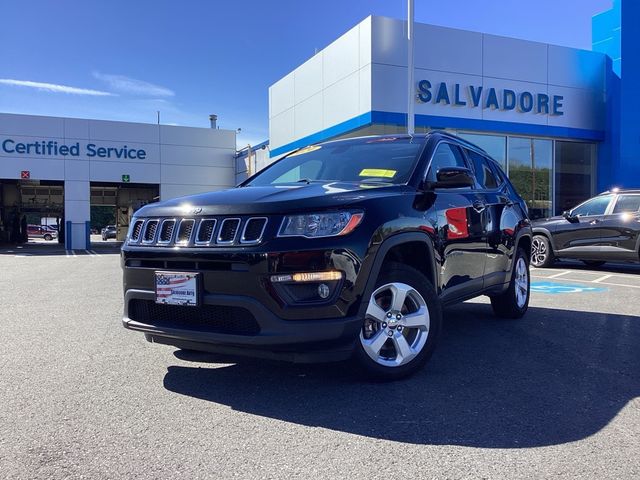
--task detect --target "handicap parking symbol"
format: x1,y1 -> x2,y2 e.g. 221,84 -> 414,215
530,281 -> 607,294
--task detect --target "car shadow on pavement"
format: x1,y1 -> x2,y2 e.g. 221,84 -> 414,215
163,303 -> 640,448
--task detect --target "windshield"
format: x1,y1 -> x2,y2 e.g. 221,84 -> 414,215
245,137 -> 425,186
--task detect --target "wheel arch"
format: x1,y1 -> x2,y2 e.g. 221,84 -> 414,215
532,227 -> 555,251
358,232 -> 438,318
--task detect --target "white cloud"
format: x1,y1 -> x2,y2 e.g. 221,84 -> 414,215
0,78 -> 114,96
93,72 -> 174,97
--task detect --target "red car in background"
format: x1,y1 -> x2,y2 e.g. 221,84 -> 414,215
27,224 -> 57,241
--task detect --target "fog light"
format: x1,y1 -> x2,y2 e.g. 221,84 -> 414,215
270,271 -> 343,283
269,271 -> 344,305
318,283 -> 330,299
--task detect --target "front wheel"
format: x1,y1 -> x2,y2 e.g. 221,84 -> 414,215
43,234 -> 52,241
490,247 -> 530,319
353,262 -> 442,381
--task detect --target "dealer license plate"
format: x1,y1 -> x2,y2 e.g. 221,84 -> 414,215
155,271 -> 200,306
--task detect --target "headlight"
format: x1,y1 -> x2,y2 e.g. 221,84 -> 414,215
279,211 -> 364,238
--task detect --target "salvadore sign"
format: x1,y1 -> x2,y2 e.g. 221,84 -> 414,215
416,80 -> 564,116
1,139 -> 147,159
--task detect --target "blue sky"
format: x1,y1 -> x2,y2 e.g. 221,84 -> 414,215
0,0 -> 612,147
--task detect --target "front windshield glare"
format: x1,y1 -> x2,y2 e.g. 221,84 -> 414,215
246,137 -> 424,186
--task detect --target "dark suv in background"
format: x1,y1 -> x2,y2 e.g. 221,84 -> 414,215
531,189 -> 640,268
122,132 -> 532,380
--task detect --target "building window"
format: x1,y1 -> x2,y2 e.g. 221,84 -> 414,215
555,141 -> 595,215
458,133 -> 507,170
508,137 -> 552,220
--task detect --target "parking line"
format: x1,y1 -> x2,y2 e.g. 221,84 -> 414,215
72,250 -> 77,257
547,271 -> 570,279
65,250 -> 71,257
90,250 -> 99,256
531,274 -> 640,290
593,274 -> 613,283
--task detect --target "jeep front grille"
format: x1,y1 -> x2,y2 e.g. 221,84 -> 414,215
218,218 -> 241,244
142,220 -> 159,243
129,217 -> 268,247
158,220 -> 176,243
241,217 -> 267,244
130,220 -> 144,242
176,219 -> 195,244
196,219 -> 217,244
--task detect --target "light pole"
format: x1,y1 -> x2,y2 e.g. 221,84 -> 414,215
407,0 -> 415,135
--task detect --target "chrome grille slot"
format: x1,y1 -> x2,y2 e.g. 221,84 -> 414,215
130,220 -> 144,242
195,219 -> 217,244
176,219 -> 195,244
142,220 -> 159,243
241,217 -> 268,244
217,218 -> 240,244
158,220 -> 176,244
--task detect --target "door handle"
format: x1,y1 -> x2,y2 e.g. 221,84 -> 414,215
590,219 -> 600,225
472,201 -> 486,213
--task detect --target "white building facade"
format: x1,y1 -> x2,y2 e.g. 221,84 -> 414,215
268,16 -> 610,220
0,113 -> 236,249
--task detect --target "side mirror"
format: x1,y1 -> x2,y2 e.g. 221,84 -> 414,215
428,167 -> 475,189
562,210 -> 579,223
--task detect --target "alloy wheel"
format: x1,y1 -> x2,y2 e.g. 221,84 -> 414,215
531,237 -> 547,267
359,282 -> 430,367
514,257 -> 529,308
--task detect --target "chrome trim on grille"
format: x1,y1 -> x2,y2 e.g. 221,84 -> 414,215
129,219 -> 144,243
217,218 -> 241,244
128,216 -> 269,247
157,219 -> 177,244
195,219 -> 217,245
175,219 -> 196,245
240,217 -> 268,244
141,219 -> 160,244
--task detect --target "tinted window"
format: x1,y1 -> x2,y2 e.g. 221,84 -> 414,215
612,195 -> 640,214
247,137 -> 424,186
466,150 -> 498,189
571,195 -> 612,217
426,143 -> 467,183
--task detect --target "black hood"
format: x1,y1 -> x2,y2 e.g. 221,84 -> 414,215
135,182 -> 413,217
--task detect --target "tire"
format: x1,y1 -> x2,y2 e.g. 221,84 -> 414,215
44,234 -> 52,241
490,247 -> 530,319
352,261 -> 442,381
531,234 -> 554,268
582,260 -> 606,267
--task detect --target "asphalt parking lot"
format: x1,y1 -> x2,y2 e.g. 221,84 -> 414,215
1,245 -> 638,479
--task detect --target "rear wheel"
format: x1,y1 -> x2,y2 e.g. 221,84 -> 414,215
531,235 -> 554,268
353,262 -> 442,381
490,248 -> 530,319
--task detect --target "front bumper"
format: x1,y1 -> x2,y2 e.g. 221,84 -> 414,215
122,289 -> 363,362
121,242 -> 370,362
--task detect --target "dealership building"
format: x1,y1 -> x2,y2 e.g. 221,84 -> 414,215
3,1 -> 637,249
0,113 -> 236,249
260,0 -> 638,220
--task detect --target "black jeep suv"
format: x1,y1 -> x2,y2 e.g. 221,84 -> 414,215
122,132 -> 532,380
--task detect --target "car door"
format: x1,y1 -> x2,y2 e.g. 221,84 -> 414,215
427,142 -> 487,302
464,148 -> 512,286
552,195 -> 614,257
600,194 -> 640,260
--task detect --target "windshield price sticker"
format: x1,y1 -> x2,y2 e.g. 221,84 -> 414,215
359,168 -> 397,178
